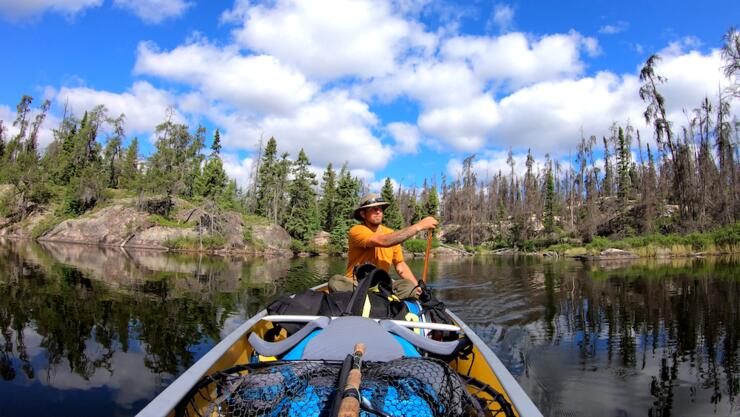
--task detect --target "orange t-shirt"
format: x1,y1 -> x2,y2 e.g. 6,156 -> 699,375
345,224 -> 404,277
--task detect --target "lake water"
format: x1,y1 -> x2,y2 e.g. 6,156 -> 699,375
0,239 -> 738,416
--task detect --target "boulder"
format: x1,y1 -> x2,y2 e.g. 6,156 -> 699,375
40,205 -> 148,245
250,223 -> 292,254
310,231 -> 331,251
125,226 -> 199,250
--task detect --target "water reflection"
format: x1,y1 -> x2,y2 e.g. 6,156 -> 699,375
0,240 -> 335,416
429,255 -> 740,417
1,239 -> 739,417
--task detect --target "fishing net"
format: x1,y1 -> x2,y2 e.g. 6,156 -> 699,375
177,358 -> 515,417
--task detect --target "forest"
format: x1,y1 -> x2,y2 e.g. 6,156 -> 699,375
0,29 -> 739,253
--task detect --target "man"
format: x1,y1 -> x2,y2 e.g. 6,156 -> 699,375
329,193 -> 438,298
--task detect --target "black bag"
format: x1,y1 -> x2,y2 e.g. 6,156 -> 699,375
266,265 -> 409,334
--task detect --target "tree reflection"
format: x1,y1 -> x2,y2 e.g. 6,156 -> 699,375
0,242 -> 265,383
547,257 -> 740,414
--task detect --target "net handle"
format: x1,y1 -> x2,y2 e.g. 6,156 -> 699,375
338,343 -> 366,417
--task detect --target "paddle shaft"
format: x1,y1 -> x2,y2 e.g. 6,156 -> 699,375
338,343 -> 365,417
422,230 -> 433,284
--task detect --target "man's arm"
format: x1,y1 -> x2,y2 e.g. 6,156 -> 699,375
394,261 -> 418,285
365,216 -> 438,248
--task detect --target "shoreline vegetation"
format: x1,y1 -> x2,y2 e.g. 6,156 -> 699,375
1,31 -> 740,260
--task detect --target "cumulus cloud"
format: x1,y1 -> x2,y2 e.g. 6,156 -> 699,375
56,81 -> 181,133
418,95 -> 500,151
387,122 -> 421,154
113,0 -> 192,24
206,90 -> 392,173
135,41 -> 318,115
0,0 -> 102,20
226,0 -> 435,80
221,153 -> 255,189
440,31 -> 598,89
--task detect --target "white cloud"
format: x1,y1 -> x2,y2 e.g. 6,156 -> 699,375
208,90 -> 392,173
440,31 -> 597,89
387,122 -> 420,154
418,95 -> 500,151
492,72 -> 643,154
56,81 -> 181,133
599,21 -> 629,35
227,0 -> 435,80
490,4 -> 514,33
369,60 -> 482,107
135,41 -> 318,115
0,0 -> 102,20
113,0 -> 192,24
221,153 -> 255,189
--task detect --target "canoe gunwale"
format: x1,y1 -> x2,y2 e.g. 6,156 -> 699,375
445,309 -> 543,417
135,310 -> 267,417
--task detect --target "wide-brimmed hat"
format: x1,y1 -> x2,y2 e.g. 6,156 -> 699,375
353,193 -> 389,221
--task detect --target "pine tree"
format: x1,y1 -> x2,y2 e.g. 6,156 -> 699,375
211,128 -> 222,155
424,183 -> 439,217
284,149 -> 320,242
617,126 -> 632,206
318,163 -> 337,231
543,162 -> 555,234
196,155 -> 228,199
329,164 -> 360,253
104,114 -> 125,189
380,177 -> 403,230
119,137 -> 140,190
255,137 -> 278,217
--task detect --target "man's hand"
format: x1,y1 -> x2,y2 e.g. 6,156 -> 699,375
415,216 -> 438,232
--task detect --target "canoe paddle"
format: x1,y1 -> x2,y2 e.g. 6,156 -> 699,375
422,229 -> 433,284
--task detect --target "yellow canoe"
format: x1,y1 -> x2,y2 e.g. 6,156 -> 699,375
137,284 -> 543,417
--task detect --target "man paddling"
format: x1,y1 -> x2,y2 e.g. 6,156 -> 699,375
329,193 -> 438,298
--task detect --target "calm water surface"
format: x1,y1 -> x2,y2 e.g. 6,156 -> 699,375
0,239 -> 739,417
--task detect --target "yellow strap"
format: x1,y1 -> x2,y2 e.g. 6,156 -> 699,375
362,296 -> 372,317
404,312 -> 422,334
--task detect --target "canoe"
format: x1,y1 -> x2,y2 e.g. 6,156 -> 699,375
137,284 -> 543,417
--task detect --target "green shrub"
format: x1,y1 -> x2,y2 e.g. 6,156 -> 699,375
164,234 -> 225,250
148,214 -> 194,228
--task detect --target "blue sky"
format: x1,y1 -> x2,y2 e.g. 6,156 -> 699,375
0,0 -> 738,190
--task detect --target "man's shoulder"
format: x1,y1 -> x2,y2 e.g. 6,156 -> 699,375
349,224 -> 371,233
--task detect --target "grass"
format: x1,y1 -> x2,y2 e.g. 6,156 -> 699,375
148,214 -> 195,229
403,238 -> 441,253
164,235 -> 226,250
544,222 -> 740,256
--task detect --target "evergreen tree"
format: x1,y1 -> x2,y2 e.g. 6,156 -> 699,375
617,126 -> 632,206
329,164 -> 360,253
211,128 -> 222,155
196,155 -> 228,199
145,113 -> 203,205
255,137 -> 278,217
118,137 -> 140,191
103,114 -> 125,189
284,149 -> 320,242
318,163 -> 337,231
380,177 -> 403,230
424,184 -> 440,217
602,136 -> 613,197
543,162 -> 555,234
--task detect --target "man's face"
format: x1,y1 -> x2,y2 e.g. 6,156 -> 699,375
361,206 -> 384,226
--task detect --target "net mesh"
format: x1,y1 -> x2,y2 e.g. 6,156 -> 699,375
178,358 -> 514,417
